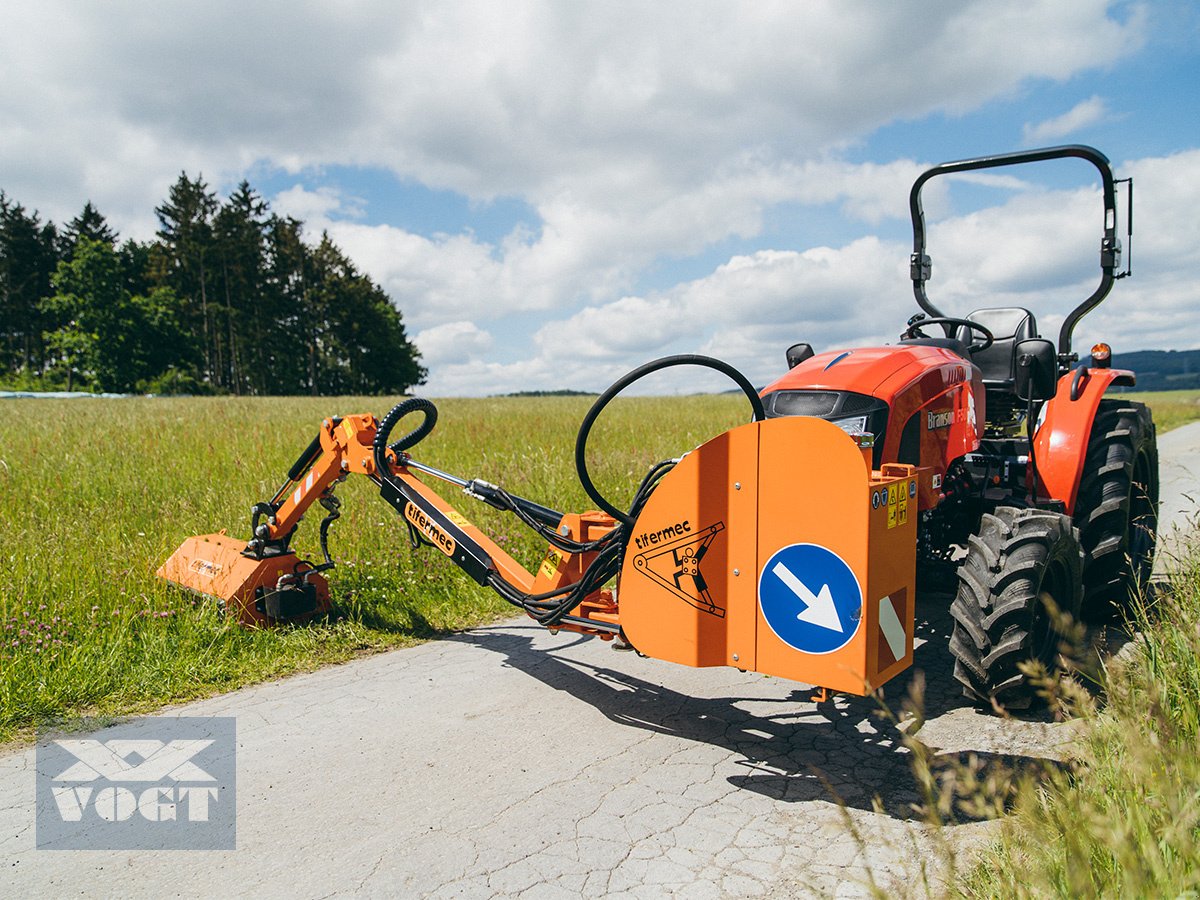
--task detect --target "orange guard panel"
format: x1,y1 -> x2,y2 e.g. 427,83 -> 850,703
618,416 -> 916,694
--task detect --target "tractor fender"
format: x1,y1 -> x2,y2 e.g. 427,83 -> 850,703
1032,367 -> 1135,513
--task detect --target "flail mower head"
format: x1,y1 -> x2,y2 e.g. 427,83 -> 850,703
157,532 -> 331,626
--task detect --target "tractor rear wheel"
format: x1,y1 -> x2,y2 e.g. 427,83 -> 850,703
1074,401 -> 1159,620
949,507 -> 1083,709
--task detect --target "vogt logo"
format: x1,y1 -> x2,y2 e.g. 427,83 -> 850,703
36,717 -> 235,850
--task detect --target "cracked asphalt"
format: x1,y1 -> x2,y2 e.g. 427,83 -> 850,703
2,420 -> 1198,898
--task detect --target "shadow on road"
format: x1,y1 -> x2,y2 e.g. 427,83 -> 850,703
449,597 -> 1067,822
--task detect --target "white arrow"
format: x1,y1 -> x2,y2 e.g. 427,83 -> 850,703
771,561 -> 843,632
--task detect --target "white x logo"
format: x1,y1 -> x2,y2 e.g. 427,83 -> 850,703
53,739 -> 215,782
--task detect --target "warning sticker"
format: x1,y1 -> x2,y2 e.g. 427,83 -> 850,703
444,509 -> 473,530
885,480 -> 914,529
539,548 -> 564,579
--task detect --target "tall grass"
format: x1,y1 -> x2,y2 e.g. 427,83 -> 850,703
0,394 -> 750,741
956,552 -> 1200,898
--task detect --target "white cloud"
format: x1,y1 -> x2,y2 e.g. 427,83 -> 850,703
525,238 -> 905,391
415,321 -> 494,367
1023,96 -> 1111,144
272,185 -> 364,224
1,1 -> 1143,238
5,0 -> 1185,399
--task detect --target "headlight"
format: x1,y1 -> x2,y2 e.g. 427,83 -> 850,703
762,389 -> 889,466
830,415 -> 869,435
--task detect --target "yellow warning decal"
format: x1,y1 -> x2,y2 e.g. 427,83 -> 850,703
539,548 -> 564,580
341,419 -> 357,442
887,483 -> 899,528
444,509 -> 473,530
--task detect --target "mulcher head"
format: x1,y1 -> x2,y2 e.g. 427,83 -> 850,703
157,532 -> 331,627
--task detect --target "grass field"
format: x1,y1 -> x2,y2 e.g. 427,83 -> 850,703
0,393 -> 752,742
1123,388 -> 1200,433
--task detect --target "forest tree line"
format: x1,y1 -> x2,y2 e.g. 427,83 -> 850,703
0,175 -> 425,395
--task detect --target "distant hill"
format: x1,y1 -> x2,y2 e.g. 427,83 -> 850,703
502,389 -> 598,397
1088,349 -> 1200,392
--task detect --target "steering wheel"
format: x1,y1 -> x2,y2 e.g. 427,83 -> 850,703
903,316 -> 994,354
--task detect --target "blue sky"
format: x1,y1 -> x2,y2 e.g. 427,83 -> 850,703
3,1 -> 1199,394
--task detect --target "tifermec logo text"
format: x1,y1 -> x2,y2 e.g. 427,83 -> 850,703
36,717 -> 235,850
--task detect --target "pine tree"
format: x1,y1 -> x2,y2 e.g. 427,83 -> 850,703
309,234 -> 425,394
0,200 -> 60,374
263,214 -> 314,393
155,173 -> 218,386
213,181 -> 268,394
63,201 -> 117,252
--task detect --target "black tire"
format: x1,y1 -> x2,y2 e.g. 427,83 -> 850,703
1074,401 -> 1159,620
949,507 -> 1083,709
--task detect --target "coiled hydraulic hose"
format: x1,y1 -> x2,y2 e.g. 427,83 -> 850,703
372,397 -> 439,476
574,354 -> 766,524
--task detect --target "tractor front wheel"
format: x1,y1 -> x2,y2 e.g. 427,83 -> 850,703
949,507 -> 1083,709
1074,400 -> 1159,620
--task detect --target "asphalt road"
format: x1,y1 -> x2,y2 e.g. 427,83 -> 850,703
4,419 -> 1199,899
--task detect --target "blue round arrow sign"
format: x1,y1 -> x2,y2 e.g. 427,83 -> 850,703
758,543 -> 862,654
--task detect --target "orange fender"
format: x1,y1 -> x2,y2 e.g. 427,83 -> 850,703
1033,367 -> 1135,513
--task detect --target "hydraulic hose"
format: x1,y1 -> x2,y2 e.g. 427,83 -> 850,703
574,354 -> 766,524
373,397 -> 439,477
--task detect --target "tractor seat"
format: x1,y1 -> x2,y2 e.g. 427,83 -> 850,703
955,307 -> 1038,389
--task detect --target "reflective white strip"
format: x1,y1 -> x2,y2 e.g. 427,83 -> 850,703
305,472 -> 314,492
879,595 -> 906,662
293,486 -> 303,505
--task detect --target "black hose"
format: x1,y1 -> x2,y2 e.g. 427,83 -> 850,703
574,354 -> 765,524
373,398 -> 439,477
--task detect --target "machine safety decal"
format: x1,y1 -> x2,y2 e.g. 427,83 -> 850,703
189,559 -> 222,579
876,480 -> 912,529
444,509 -> 474,530
539,548 -> 564,580
758,544 -> 862,654
632,522 -> 726,618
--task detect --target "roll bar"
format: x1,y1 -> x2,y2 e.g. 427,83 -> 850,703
909,144 -> 1131,366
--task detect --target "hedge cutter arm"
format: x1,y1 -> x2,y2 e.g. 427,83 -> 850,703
157,400 -> 623,635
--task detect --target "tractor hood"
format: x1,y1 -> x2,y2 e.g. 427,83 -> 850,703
761,346 -> 928,397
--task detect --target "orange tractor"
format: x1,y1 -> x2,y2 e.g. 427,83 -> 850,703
160,145 -> 1157,709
